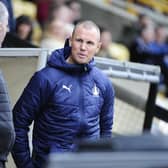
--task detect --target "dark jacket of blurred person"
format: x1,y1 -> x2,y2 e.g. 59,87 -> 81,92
2,15 -> 37,48
0,2 -> 15,167
2,32 -> 38,48
129,26 -> 161,64
120,14 -> 154,47
153,26 -> 168,97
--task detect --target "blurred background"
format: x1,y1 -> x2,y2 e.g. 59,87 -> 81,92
0,0 -> 168,167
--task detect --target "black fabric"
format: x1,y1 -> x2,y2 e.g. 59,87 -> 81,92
2,32 -> 38,48
0,161 -> 5,168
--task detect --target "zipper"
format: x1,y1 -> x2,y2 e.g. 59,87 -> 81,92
78,74 -> 85,135
77,65 -> 88,136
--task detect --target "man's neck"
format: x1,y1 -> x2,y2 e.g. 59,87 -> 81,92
66,55 -> 74,64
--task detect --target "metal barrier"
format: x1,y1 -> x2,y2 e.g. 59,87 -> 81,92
0,48 -> 164,132
0,48 -> 49,71
47,151 -> 168,168
94,57 -> 161,131
95,57 -> 160,83
47,134 -> 168,167
0,48 -> 160,82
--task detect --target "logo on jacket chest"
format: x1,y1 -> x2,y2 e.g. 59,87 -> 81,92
92,84 -> 100,97
62,84 -> 72,93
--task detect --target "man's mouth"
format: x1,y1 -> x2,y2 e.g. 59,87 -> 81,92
78,53 -> 87,58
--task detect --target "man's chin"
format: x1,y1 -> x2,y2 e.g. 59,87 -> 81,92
76,58 -> 88,64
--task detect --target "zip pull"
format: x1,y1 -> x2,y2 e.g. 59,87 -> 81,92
84,65 -> 88,71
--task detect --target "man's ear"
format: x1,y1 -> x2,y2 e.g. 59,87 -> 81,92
69,36 -> 72,46
96,42 -> 102,54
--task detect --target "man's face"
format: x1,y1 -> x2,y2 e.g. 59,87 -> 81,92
68,25 -> 101,64
0,18 -> 8,44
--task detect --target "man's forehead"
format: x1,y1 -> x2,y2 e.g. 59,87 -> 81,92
73,25 -> 100,41
77,24 -> 99,32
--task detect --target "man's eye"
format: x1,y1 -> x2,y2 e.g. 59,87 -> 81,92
76,39 -> 82,42
87,41 -> 94,45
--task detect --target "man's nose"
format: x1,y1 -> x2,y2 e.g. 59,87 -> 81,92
80,42 -> 87,50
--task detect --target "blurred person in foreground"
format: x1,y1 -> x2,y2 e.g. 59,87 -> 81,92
0,2 -> 15,168
12,20 -> 115,168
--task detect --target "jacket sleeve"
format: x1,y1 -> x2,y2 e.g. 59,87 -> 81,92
12,72 -> 49,168
100,79 -> 115,138
0,71 -> 15,162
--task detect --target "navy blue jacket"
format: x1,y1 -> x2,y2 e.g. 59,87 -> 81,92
12,47 -> 115,168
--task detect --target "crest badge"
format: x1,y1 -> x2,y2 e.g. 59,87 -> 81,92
92,84 -> 99,97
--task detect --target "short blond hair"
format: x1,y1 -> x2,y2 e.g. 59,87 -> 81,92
72,20 -> 100,41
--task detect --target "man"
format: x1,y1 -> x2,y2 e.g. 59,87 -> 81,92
12,20 -> 115,168
0,2 -> 15,167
